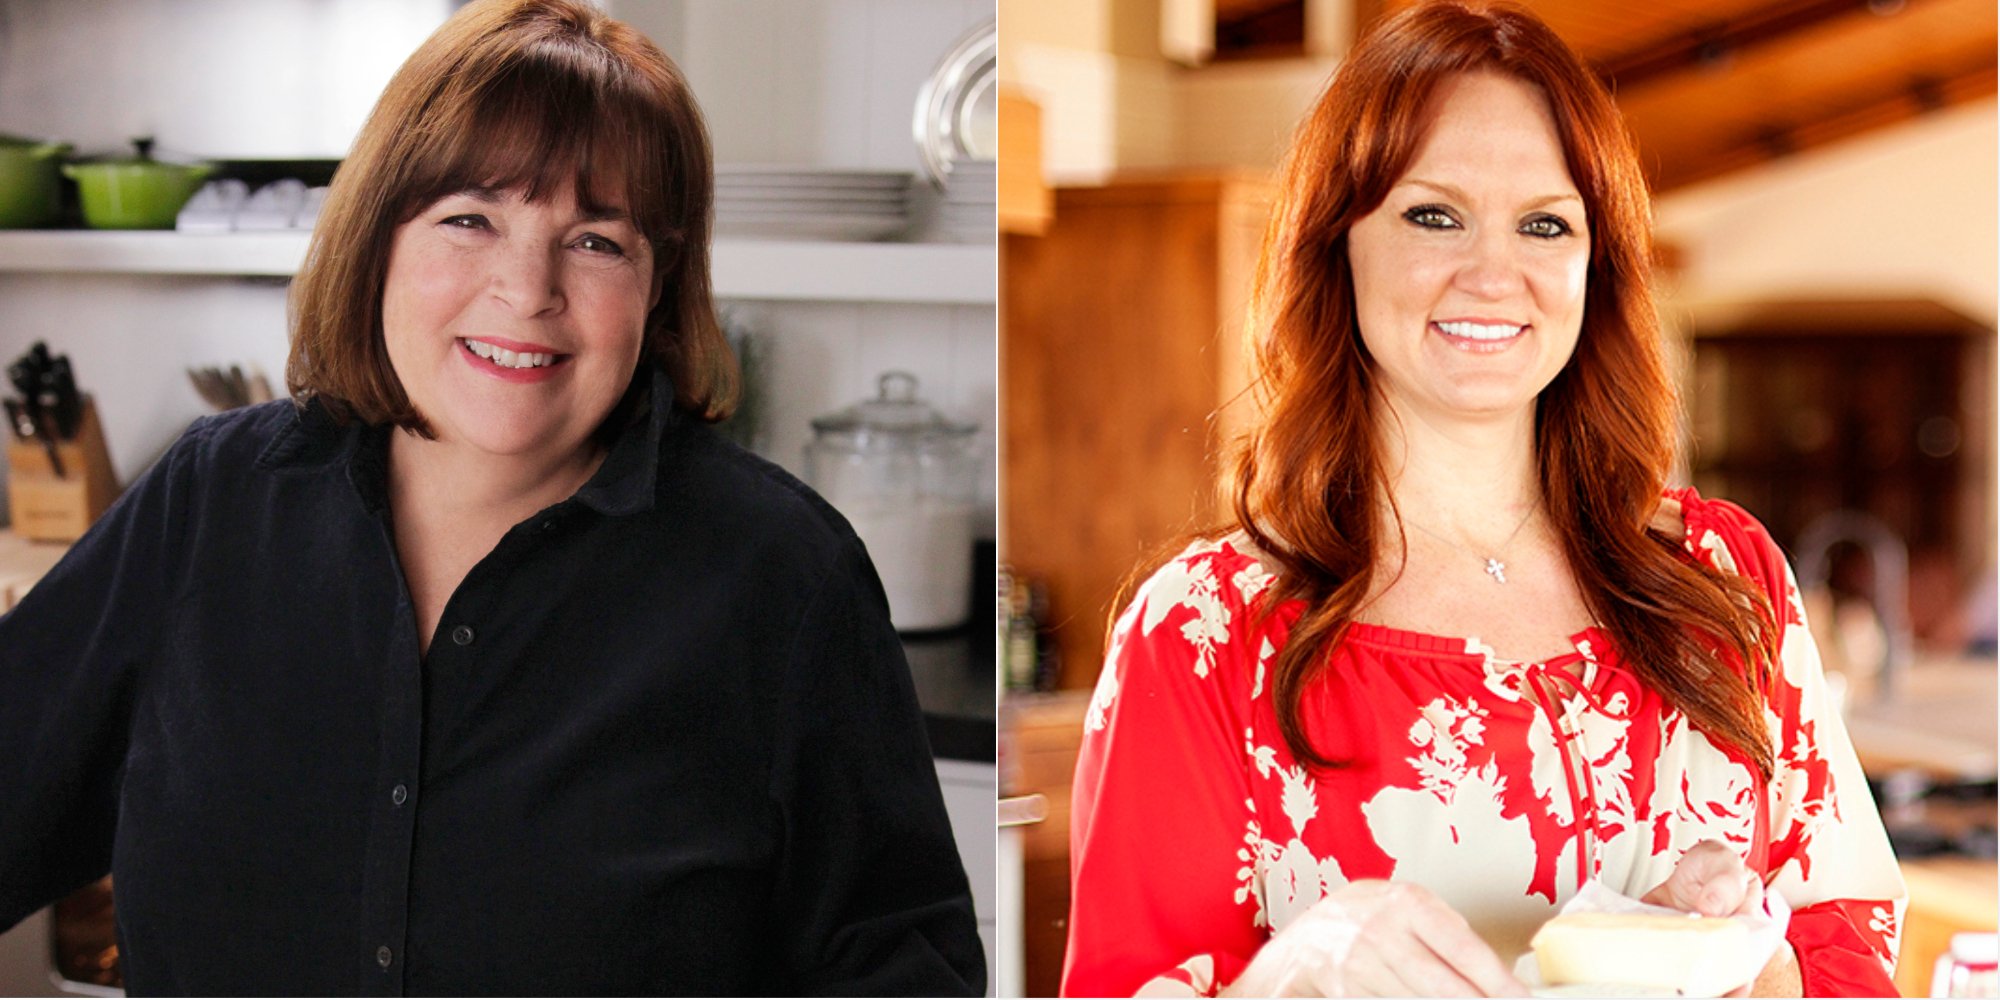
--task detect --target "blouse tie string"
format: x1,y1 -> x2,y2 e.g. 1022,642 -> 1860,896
1523,663 -> 1598,892
1554,652 -> 1641,722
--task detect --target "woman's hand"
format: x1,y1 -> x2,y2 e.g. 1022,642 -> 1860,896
1223,880 -> 1529,997
1641,841 -> 1801,998
1640,840 -> 1763,917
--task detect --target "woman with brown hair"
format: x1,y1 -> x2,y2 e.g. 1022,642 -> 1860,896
1063,2 -> 1900,997
0,1 -> 982,994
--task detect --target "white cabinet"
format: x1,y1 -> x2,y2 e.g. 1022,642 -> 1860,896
936,757 -> 999,997
0,913 -> 79,996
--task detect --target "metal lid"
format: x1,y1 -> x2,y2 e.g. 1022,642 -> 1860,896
811,371 -> 975,439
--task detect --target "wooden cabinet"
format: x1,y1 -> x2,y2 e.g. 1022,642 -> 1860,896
1001,691 -> 1091,999
1001,172 -> 1272,690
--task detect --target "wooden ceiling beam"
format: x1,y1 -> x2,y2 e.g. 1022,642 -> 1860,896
1214,0 -> 1299,25
1651,58 -> 1997,189
1597,0 -> 1926,88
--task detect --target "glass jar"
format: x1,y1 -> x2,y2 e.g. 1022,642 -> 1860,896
806,372 -> 978,632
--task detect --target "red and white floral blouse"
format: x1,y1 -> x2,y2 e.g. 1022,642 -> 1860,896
1064,490 -> 1905,997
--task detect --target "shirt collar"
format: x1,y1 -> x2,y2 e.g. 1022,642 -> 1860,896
571,366 -> 672,517
258,366 -> 675,518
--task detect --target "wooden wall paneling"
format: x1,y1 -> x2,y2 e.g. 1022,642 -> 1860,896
1213,180 -> 1273,458
1001,173 -> 1272,691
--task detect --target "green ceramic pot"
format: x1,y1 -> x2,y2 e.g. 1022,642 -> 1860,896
0,135 -> 71,228
62,139 -> 213,229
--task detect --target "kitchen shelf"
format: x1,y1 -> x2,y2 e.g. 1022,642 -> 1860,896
0,230 -> 997,305
712,239 -> 993,305
0,230 -> 312,277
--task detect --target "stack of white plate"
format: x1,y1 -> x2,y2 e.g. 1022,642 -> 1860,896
936,158 -> 995,244
714,166 -> 911,242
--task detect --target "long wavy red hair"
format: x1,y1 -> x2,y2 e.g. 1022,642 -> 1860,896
1236,0 -> 1779,777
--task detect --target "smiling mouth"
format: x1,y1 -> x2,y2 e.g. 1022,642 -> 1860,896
1434,320 -> 1527,342
460,337 -> 568,370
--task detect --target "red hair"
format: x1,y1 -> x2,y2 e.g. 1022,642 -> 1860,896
1235,0 -> 1779,776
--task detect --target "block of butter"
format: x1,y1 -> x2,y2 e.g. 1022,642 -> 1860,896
1531,911 -> 1756,996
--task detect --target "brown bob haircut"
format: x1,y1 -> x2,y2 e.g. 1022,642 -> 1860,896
287,0 -> 736,432
1232,1 -> 1780,776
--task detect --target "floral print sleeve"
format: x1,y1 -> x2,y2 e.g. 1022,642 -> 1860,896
1685,495 -> 1906,997
1064,539 -> 1271,997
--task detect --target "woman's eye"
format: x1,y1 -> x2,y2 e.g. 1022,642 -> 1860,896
440,213 -> 489,230
1521,214 -> 1574,239
1403,205 -> 1458,230
574,233 -> 626,256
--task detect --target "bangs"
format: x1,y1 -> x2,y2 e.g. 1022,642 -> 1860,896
391,42 -> 682,246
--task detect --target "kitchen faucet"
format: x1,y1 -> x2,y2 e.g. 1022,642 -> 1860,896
1794,509 -> 1912,704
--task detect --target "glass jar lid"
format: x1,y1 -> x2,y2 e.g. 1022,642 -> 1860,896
811,371 -> 975,441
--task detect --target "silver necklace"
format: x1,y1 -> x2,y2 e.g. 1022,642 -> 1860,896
1401,500 -> 1541,583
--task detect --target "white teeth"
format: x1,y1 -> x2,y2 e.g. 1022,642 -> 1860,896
1436,321 -> 1525,341
464,339 -> 556,369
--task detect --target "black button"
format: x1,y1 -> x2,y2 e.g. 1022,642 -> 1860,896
391,784 -> 408,806
451,625 -> 474,646
376,946 -> 393,969
539,518 -> 556,532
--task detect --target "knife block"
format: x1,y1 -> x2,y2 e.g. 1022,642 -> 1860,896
7,397 -> 117,542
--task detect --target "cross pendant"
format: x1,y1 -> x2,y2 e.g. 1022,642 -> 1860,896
1484,558 -> 1507,583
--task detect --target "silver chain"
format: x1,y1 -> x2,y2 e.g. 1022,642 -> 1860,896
1399,499 -> 1541,583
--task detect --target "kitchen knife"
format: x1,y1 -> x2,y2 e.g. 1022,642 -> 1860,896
7,358 -> 37,402
44,357 -> 78,439
3,399 -> 31,442
28,406 -> 61,478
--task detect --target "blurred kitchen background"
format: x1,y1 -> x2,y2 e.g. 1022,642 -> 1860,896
0,0 -> 1000,994
995,0 -> 1998,995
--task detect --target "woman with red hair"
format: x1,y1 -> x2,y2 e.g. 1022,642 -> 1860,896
1063,2 -> 1903,996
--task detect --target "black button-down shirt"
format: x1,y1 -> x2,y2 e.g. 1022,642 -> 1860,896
0,369 -> 984,996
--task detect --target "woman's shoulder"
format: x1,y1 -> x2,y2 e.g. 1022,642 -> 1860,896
1132,531 -> 1284,614
1662,486 -> 1792,601
193,397 -> 302,441
150,398 -> 312,482
1111,530 -> 1289,672
656,421 -> 868,565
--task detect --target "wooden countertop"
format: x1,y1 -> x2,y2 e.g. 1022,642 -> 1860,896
0,530 -> 68,610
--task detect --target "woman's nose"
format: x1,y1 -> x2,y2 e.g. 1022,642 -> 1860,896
488,242 -> 566,316
1453,229 -> 1528,300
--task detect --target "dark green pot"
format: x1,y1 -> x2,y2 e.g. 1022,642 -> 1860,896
0,136 -> 71,228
